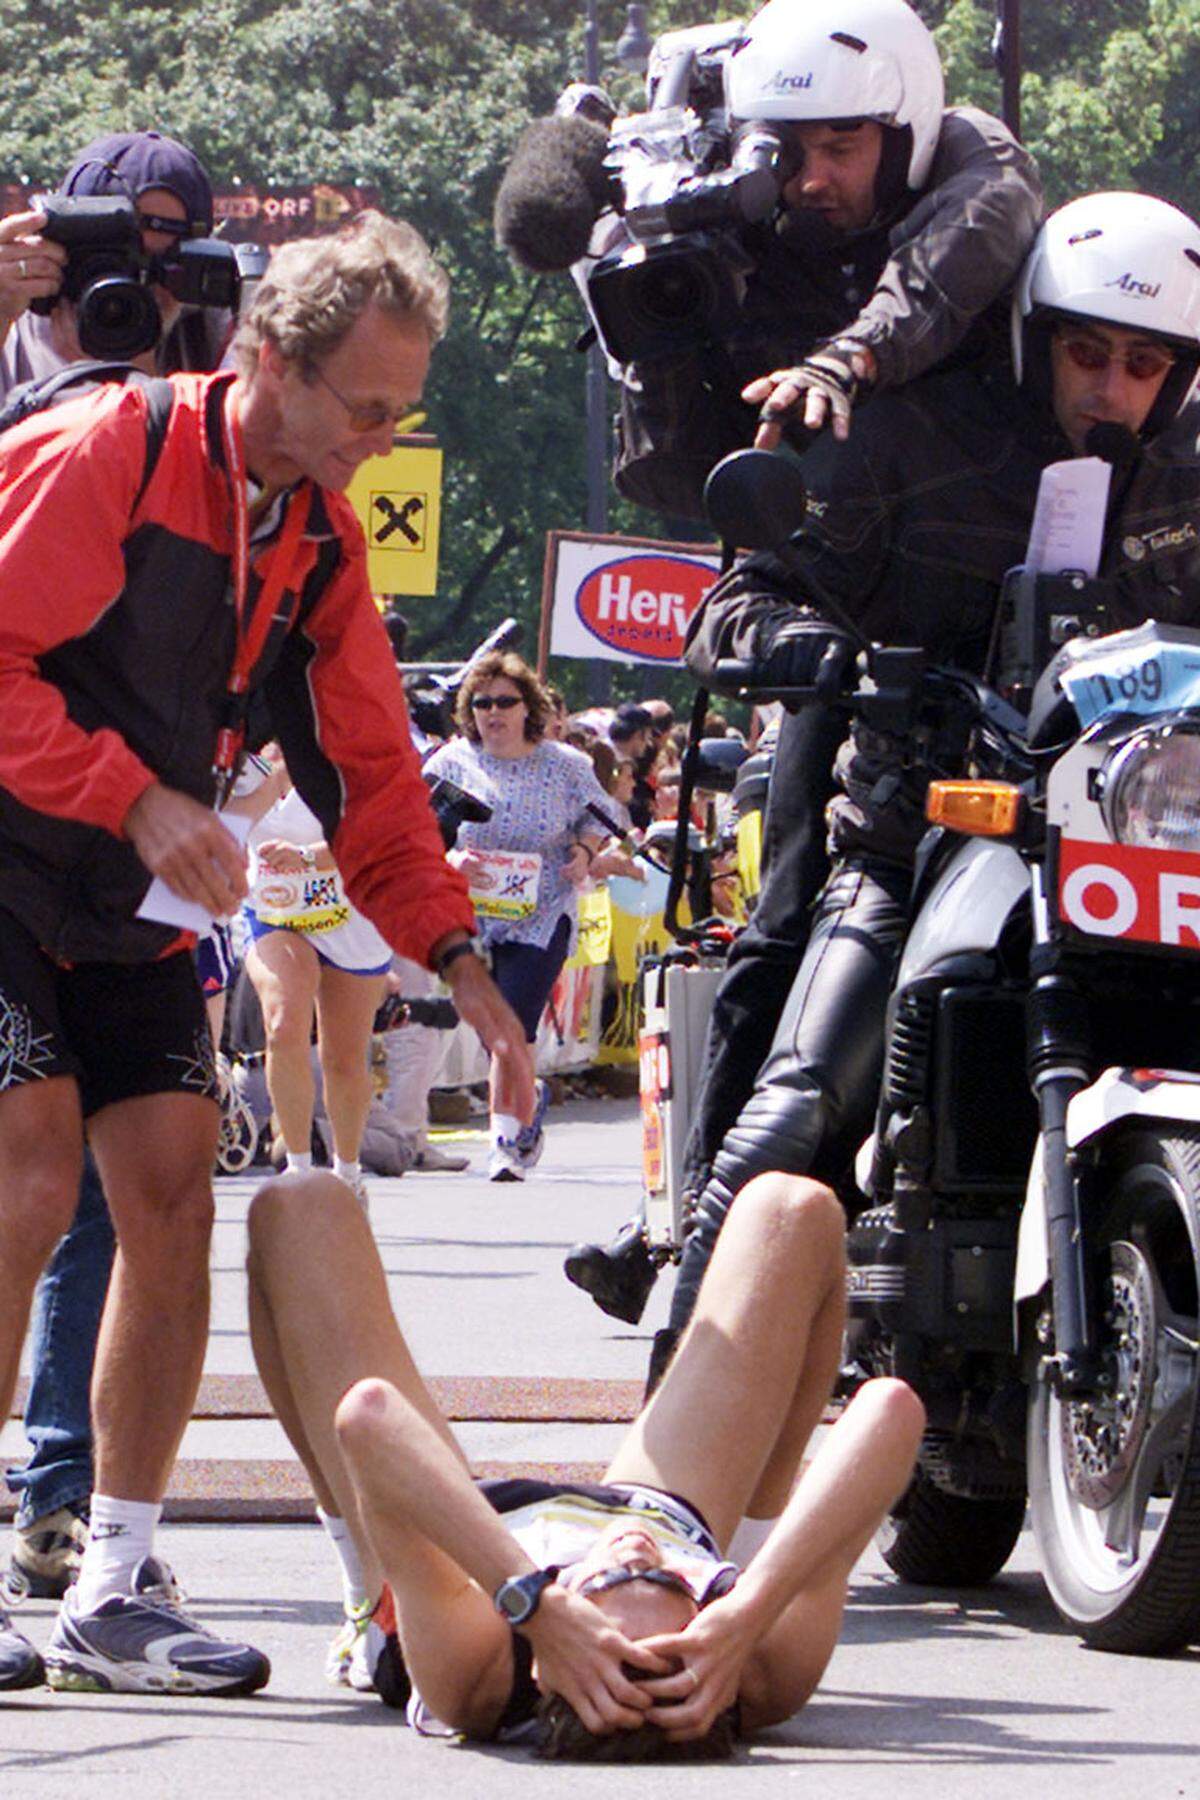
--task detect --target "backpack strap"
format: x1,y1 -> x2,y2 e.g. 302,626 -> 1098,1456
0,359 -> 176,511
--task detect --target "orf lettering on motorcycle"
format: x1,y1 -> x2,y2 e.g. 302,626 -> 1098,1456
1058,837 -> 1200,949
574,556 -> 715,662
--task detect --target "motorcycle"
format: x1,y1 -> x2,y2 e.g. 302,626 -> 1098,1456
699,448 -> 1200,1654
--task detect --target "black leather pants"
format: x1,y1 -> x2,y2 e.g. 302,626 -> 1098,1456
680,703 -> 844,1190
667,859 -> 911,1337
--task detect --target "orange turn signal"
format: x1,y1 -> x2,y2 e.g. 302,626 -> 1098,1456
926,780 -> 1023,837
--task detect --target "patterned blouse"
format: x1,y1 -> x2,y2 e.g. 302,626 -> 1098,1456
422,739 -> 612,949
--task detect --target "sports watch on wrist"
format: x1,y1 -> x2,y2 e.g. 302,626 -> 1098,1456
493,1565 -> 561,1626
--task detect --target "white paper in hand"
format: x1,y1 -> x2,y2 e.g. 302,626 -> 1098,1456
1024,457 -> 1112,577
136,810 -> 252,933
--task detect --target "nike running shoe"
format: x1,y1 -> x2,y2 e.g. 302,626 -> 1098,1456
3,1500 -> 89,1602
0,1605 -> 44,1690
44,1556 -> 270,1696
488,1140 -> 524,1183
325,1595 -> 374,1687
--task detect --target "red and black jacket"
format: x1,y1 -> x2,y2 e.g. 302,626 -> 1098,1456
0,370 -> 474,964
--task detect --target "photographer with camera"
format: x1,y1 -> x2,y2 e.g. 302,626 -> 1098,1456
518,0 -> 1044,1325
0,129 -> 233,388
0,132 -> 241,1645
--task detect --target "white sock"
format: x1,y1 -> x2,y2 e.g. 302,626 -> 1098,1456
334,1157 -> 360,1185
492,1112 -> 521,1145
75,1494 -> 163,1610
286,1151 -> 313,1174
727,1514 -> 777,1568
317,1506 -> 369,1614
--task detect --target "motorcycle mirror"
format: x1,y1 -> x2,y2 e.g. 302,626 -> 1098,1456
703,448 -> 807,551
693,736 -> 748,793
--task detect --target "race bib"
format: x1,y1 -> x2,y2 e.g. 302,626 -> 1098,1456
468,849 -> 542,920
254,868 -> 350,934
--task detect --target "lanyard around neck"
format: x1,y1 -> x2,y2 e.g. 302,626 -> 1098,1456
212,392 -> 309,805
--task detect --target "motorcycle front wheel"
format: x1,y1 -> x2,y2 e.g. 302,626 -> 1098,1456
1028,1126 -> 1200,1653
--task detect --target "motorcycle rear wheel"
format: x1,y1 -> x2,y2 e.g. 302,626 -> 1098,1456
878,1473 -> 1026,1585
1028,1126 -> 1200,1653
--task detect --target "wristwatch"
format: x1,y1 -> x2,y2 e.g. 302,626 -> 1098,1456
435,937 -> 481,978
493,1565 -> 560,1626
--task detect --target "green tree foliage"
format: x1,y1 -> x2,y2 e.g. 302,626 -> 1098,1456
1,0 -> 1199,663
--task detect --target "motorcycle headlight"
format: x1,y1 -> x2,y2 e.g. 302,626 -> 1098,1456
1100,721 -> 1200,851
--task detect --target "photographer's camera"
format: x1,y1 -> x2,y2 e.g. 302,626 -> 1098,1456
32,196 -> 239,359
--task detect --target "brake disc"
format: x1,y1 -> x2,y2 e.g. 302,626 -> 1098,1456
1062,1240 -> 1156,1509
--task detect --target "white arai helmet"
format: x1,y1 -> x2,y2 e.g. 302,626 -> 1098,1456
1013,191 -> 1200,430
725,0 -> 945,191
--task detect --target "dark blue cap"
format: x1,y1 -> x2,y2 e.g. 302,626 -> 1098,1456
59,131 -> 213,234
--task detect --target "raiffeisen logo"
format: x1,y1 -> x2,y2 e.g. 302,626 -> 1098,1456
1105,271 -> 1163,298
771,69 -> 813,90
574,555 -> 716,661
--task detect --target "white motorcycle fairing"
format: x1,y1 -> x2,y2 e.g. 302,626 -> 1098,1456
897,835 -> 1030,987
1014,1067 -> 1200,1313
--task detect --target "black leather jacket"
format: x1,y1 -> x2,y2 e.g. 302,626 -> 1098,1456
686,365 -> 1200,864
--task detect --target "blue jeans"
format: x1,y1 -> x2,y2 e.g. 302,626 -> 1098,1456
5,1155 -> 114,1526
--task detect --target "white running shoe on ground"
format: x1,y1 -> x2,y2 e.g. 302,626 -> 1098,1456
488,1139 -> 524,1183
0,1604 -> 43,1689
44,1556 -> 270,1696
325,1595 -> 374,1686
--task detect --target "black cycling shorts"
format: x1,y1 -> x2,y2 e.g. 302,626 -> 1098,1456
0,908 -> 218,1119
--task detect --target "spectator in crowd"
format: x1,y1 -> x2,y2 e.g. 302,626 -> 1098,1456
424,653 -> 614,1182
609,705 -> 656,830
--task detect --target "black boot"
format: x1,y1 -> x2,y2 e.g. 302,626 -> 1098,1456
563,1220 -> 658,1326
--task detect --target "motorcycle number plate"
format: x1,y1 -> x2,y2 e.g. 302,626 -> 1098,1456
639,1031 -> 672,1196
1057,836 -> 1200,951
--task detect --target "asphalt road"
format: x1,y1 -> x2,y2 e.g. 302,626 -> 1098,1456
4,1093 -> 1200,1796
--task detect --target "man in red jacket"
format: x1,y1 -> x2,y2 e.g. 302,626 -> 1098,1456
0,209 -> 532,1694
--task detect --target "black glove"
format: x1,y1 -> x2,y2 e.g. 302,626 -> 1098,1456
750,617 -> 857,699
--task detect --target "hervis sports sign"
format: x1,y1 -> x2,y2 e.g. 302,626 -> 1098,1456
541,531 -> 721,669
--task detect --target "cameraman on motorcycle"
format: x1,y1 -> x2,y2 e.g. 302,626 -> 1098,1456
652,190 -> 1200,1385
567,0 -> 1042,1321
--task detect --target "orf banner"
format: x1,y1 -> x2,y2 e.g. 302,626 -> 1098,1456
540,532 -> 720,670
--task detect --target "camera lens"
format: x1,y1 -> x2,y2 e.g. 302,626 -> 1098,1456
76,276 -> 161,360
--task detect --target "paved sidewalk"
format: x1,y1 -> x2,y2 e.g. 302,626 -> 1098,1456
5,1095 -> 1200,1796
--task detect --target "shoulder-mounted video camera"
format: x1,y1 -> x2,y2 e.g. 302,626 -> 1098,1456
31,196 -> 240,360
588,24 -> 786,364
496,21 -> 788,367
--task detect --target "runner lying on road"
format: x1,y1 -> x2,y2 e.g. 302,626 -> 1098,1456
246,1168 -> 922,1757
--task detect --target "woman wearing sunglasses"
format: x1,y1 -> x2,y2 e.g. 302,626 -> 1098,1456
423,652 -> 613,1181
245,1162 -> 923,1756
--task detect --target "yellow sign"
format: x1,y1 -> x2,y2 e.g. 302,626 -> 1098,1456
345,444 -> 443,596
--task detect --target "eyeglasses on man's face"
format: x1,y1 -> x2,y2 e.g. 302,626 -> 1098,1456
1056,330 -> 1177,383
307,362 -> 423,434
